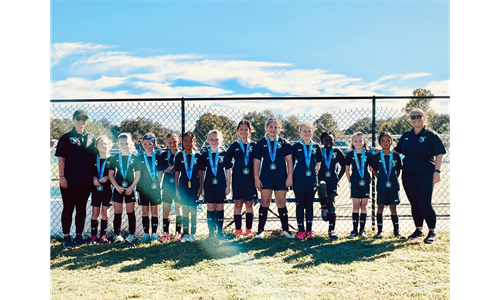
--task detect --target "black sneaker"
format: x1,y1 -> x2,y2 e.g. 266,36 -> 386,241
359,230 -> 367,239
328,231 -> 338,241
375,232 -> 383,239
424,231 -> 437,244
408,229 -> 424,240
62,237 -> 73,249
73,235 -> 84,247
321,209 -> 328,222
394,232 -> 407,239
347,231 -> 358,239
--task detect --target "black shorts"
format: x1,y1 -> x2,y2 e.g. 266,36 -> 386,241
261,177 -> 287,191
232,182 -> 257,201
91,187 -> 112,207
179,188 -> 199,207
112,189 -> 136,204
162,186 -> 179,204
377,191 -> 401,205
204,189 -> 226,204
138,189 -> 162,206
350,183 -> 370,199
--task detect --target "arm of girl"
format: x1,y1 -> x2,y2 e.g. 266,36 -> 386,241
433,154 -> 443,184
99,176 -> 109,184
225,169 -> 231,195
254,158 -> 263,190
125,170 -> 140,195
58,157 -> 68,188
175,171 -> 180,199
285,154 -> 293,187
345,165 -> 351,183
108,170 -> 125,193
93,176 -> 100,186
197,170 -> 203,198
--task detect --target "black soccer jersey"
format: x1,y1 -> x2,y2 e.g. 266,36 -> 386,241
318,147 -> 346,185
108,153 -> 140,187
253,136 -> 293,183
292,141 -> 323,190
227,140 -> 256,184
174,151 -> 204,192
160,149 -> 180,187
371,151 -> 403,193
345,149 -> 373,185
136,151 -> 163,193
201,150 -> 232,192
93,156 -> 112,191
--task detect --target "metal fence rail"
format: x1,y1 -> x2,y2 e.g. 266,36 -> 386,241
50,96 -> 450,239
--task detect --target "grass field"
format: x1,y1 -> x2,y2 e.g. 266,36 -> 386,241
51,232 -> 450,300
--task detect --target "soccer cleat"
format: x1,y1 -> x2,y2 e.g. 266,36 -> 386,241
394,232 -> 407,239
114,235 -> 125,243
181,234 -> 190,243
306,231 -> 314,240
347,231 -> 358,239
235,229 -> 244,239
62,237 -> 73,249
376,232 -> 384,239
151,233 -> 159,242
245,229 -> 254,238
99,235 -> 108,243
188,235 -> 196,242
359,230 -> 367,239
90,236 -> 98,244
160,233 -> 170,242
282,231 -> 295,239
73,235 -> 84,246
424,231 -> 437,244
408,229 -> 424,240
328,231 -> 338,241
125,234 -> 135,243
321,209 -> 328,222
296,231 -> 306,240
174,232 -> 182,242
255,231 -> 265,239
140,234 -> 151,243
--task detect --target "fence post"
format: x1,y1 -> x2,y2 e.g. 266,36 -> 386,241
371,96 -> 376,231
181,97 -> 185,135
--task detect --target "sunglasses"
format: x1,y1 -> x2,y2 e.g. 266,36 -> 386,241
75,116 -> 88,121
410,115 -> 422,120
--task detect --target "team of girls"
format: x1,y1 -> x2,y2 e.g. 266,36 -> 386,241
85,123 -> 411,244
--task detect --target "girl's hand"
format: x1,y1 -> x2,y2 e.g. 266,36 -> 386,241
176,189 -> 180,199
93,177 -> 100,186
433,172 -> 441,185
99,176 -> 109,183
286,177 -> 293,188
225,186 -> 230,196
197,188 -> 202,198
59,176 -> 68,189
165,166 -> 174,173
125,187 -> 134,195
201,188 -> 205,196
255,178 -> 263,191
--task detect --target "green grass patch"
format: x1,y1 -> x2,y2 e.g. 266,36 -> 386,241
51,232 -> 450,300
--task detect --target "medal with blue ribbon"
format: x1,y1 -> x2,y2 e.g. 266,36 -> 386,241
183,150 -> 195,188
380,151 -> 393,188
208,148 -> 219,185
96,154 -> 107,191
238,139 -> 251,175
143,151 -> 157,189
119,152 -> 133,188
167,150 -> 176,183
266,135 -> 279,170
302,140 -> 313,177
322,147 -> 333,178
353,149 -> 366,186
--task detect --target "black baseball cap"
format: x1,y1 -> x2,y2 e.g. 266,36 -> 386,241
73,109 -> 89,119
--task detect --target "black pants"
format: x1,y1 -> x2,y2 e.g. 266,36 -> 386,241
294,191 -> 315,232
402,179 -> 436,229
60,185 -> 92,235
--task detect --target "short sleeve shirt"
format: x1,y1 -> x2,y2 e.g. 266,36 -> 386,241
174,151 -> 204,192
201,150 -> 232,191
227,140 -> 256,186
345,149 -> 373,184
292,141 -> 323,189
318,147 -> 346,185
136,151 -> 163,192
160,149 -> 180,187
371,151 -> 403,193
108,153 -> 140,187
253,136 -> 293,182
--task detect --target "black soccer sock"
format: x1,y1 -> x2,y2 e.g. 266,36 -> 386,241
391,214 -> 399,233
352,213 -> 359,233
359,213 -> 367,232
163,218 -> 170,234
127,212 -> 136,235
296,199 -> 305,232
278,207 -> 289,232
207,210 -> 216,236
217,210 -> 224,235
91,219 -> 98,236
234,213 -> 242,230
182,215 -> 189,234
319,197 -> 327,210
246,212 -> 253,230
305,193 -> 314,232
114,213 -> 122,236
142,216 -> 150,235
100,219 -> 108,237
191,209 -> 197,235
328,213 -> 336,232
175,216 -> 182,233
258,206 -> 269,232
151,217 -> 158,235
377,213 -> 383,233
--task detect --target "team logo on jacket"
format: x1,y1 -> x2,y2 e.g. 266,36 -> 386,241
332,152 -> 337,159
219,156 -> 224,163
419,136 -> 426,143
277,143 -> 282,149
70,137 -> 79,145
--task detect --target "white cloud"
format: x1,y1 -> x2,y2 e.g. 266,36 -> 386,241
51,42 -> 112,66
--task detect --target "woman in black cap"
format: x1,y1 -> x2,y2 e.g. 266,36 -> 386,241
394,108 -> 446,244
55,109 -> 97,249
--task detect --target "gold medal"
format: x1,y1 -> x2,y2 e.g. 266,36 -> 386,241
188,181 -> 192,189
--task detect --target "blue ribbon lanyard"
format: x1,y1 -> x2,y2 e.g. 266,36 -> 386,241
353,149 -> 366,178
322,147 -> 333,170
266,135 -> 279,162
143,151 -> 156,181
96,155 -> 107,180
208,148 -> 220,176
119,152 -> 133,179
302,140 -> 313,168
167,150 -> 177,173
182,150 -> 196,180
380,151 -> 393,181
238,139 -> 251,166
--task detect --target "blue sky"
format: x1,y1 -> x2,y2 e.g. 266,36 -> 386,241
50,0 -> 450,114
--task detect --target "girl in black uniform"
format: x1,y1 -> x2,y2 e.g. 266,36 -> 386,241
108,133 -> 141,243
318,132 -> 346,240
371,132 -> 405,239
227,120 -> 257,239
201,130 -> 232,240
345,132 -> 373,239
253,118 -> 294,239
137,133 -> 164,243
90,135 -> 112,244
394,108 -> 446,244
174,132 -> 204,243
292,122 -> 323,240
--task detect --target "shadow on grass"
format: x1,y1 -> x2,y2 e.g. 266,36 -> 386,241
50,232 -> 415,272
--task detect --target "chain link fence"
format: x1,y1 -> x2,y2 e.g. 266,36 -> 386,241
50,97 -> 450,239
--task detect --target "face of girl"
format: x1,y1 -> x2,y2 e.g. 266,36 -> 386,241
237,124 -> 250,140
322,134 -> 334,147
266,122 -> 280,137
300,125 -> 313,140
97,139 -> 110,154
142,139 -> 155,153
182,136 -> 193,151
118,137 -> 132,153
73,116 -> 88,131
352,135 -> 365,150
208,133 -> 221,149
379,135 -> 392,150
167,137 -> 179,152
410,111 -> 425,128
